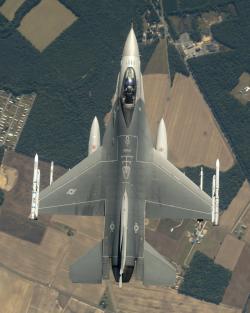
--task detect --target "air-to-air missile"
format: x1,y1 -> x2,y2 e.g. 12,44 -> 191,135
214,158 -> 220,226
29,153 -> 39,220
35,169 -> 40,219
211,174 -> 216,224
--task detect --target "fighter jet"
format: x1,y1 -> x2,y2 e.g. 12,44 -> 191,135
37,27 -> 217,287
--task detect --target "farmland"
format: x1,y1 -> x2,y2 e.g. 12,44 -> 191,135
223,244 -> 250,309
0,1 -> 155,167
188,0 -> 250,181
113,281 -> 240,313
165,73 -> 234,171
18,0 -> 78,51
0,0 -> 26,20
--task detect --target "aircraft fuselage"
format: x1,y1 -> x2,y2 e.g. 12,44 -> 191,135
101,31 -> 153,284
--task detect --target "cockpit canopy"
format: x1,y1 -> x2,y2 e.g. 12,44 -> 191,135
120,67 -> 136,127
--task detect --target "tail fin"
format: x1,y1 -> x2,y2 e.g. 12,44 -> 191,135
69,241 -> 103,283
143,241 -> 176,286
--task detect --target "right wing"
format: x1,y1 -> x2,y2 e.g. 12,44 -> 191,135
39,148 -> 105,216
145,150 -> 212,220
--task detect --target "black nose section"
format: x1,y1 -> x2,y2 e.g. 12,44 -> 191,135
112,265 -> 134,283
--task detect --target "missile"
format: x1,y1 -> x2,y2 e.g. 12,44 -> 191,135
50,161 -> 54,185
29,153 -> 39,220
119,189 -> 128,288
200,166 -> 203,191
216,159 -> 220,190
88,116 -> 100,155
156,118 -> 168,159
211,174 -> 216,224
35,168 -> 40,219
215,159 -> 220,226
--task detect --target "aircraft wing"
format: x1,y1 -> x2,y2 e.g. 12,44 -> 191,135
39,148 -> 105,216
145,150 -> 212,220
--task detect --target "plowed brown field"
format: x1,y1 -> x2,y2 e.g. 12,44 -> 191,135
113,282 -> 241,313
165,74 -> 234,171
18,0 -> 77,51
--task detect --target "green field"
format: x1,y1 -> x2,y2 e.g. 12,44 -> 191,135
0,1 -> 156,167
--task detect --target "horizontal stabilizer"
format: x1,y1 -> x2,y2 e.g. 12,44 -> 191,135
143,241 -> 176,287
70,241 -> 103,283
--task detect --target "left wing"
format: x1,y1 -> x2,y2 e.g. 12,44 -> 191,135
145,150 -> 212,220
39,148 -> 105,216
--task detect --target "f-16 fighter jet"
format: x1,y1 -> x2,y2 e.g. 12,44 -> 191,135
37,27 -> 218,287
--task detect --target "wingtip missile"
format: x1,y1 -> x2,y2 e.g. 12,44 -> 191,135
211,174 -> 216,224
30,154 -> 39,220
214,159 -> 220,226
35,168 -> 40,219
216,158 -> 220,168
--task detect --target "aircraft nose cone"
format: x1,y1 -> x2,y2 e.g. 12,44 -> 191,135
123,27 -> 139,57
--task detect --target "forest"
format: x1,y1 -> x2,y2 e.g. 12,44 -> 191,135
184,164 -> 244,210
179,251 -> 232,304
0,0 -> 41,37
188,0 -> 250,181
168,43 -> 189,83
0,189 -> 4,206
0,1 -> 156,167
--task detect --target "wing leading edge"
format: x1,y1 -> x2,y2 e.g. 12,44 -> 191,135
39,148 -> 105,216
145,150 -> 212,220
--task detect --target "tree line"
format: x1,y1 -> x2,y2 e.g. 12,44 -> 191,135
187,0 -> 250,181
0,0 -> 41,38
168,43 -> 189,83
